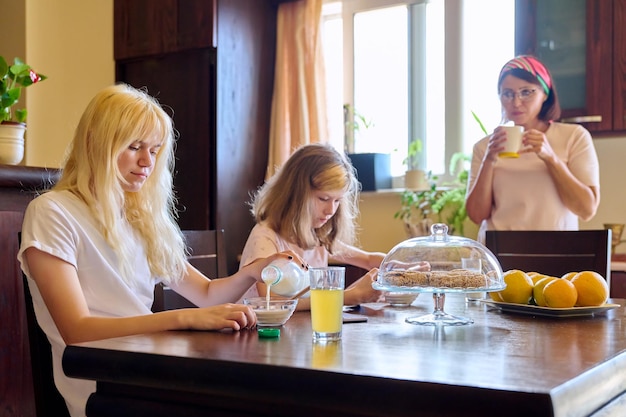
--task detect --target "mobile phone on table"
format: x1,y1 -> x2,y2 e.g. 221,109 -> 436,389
342,313 -> 368,323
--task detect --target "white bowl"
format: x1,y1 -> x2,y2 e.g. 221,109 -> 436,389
385,292 -> 418,307
243,297 -> 298,327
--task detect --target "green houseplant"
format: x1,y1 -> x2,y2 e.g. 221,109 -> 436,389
403,139 -> 430,190
403,139 -> 423,171
394,110 -> 487,237
395,152 -> 470,236
0,56 -> 47,164
0,56 -> 47,124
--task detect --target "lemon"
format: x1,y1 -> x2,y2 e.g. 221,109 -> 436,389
497,270 -> 534,304
570,271 -> 609,306
489,291 -> 503,301
543,279 -> 577,308
533,276 -> 558,306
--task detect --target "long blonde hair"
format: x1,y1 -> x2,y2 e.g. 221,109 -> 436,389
54,84 -> 187,285
251,143 -> 360,253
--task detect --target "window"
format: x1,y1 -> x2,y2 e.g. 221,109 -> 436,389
322,0 -> 514,181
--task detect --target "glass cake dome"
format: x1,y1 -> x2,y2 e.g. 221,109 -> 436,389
373,223 -> 505,326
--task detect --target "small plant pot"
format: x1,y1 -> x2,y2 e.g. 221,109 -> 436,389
0,122 -> 26,165
404,218 -> 433,237
404,169 -> 429,190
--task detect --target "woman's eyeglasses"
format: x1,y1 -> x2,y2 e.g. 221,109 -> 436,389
500,89 -> 537,103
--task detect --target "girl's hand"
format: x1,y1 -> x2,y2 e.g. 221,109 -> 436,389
179,303 -> 257,331
345,268 -> 384,304
384,260 -> 431,272
242,250 -> 308,282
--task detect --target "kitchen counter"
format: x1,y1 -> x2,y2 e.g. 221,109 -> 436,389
63,293 -> 626,417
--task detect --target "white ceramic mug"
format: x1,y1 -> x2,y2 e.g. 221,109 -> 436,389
499,125 -> 524,158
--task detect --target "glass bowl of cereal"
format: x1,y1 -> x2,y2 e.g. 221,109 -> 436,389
244,297 -> 298,327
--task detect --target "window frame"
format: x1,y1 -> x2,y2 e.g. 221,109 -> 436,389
327,0 -> 514,181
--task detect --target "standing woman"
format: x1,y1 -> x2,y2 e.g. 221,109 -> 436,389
18,84 -> 300,417
239,143 -> 385,309
466,55 -> 600,242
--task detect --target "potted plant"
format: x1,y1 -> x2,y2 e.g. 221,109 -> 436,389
344,104 -> 392,191
395,111 -> 489,237
403,139 -> 429,190
394,170 -> 439,237
395,152 -> 470,237
0,56 -> 47,165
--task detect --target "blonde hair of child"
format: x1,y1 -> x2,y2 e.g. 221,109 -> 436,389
251,143 -> 360,254
54,84 -> 187,285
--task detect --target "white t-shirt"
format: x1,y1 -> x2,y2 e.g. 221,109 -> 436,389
17,190 -> 156,417
468,122 -> 600,242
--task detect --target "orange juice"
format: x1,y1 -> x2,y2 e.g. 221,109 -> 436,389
312,340 -> 342,368
310,288 -> 343,334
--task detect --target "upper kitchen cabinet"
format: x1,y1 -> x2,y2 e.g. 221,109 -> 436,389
114,0 -> 216,60
516,0 -> 626,134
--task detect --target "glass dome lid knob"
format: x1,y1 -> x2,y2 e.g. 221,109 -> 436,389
430,223 -> 450,241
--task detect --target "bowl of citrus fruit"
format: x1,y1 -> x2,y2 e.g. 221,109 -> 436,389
484,269 -> 619,316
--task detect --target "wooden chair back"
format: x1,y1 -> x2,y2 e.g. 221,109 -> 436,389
152,229 -> 227,311
485,230 -> 611,285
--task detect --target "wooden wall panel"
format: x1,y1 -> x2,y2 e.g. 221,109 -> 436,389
215,0 -> 278,273
0,165 -> 60,417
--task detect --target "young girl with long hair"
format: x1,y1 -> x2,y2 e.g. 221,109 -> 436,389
18,84 -> 299,416
239,143 -> 385,309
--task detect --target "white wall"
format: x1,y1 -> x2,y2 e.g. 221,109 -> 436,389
1,0 -> 115,168
585,136 -> 626,237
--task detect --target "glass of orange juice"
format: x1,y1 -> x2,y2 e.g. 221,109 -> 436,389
310,267 -> 345,342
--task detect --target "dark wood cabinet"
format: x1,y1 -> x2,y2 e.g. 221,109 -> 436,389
117,48 -> 217,232
516,0 -> 626,134
115,0 -> 280,273
114,0 -> 215,60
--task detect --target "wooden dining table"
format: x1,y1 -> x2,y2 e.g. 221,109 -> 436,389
62,293 -> 626,417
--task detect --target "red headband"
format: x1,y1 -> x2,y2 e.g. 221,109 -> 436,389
498,55 -> 551,95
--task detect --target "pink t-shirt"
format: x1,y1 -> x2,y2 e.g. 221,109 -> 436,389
468,122 -> 600,242
237,223 -> 328,300
238,222 -> 360,300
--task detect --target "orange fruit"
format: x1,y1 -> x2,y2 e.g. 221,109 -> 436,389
497,270 -> 534,304
543,279 -> 577,308
533,276 -> 558,307
489,291 -> 503,301
570,271 -> 609,306
562,271 -> 578,281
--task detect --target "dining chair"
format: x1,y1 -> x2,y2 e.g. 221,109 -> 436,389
152,229 -> 227,311
485,229 -> 611,287
19,234 -> 71,417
